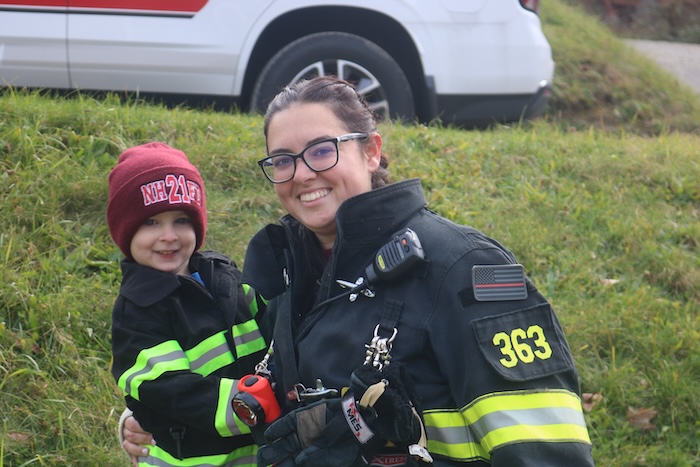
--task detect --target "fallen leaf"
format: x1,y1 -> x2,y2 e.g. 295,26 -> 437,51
582,392 -> 603,412
626,406 -> 657,431
6,432 -> 32,444
599,277 -> 621,286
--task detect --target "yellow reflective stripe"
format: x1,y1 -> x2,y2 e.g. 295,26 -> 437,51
469,389 -> 584,415
423,411 -> 489,462
242,284 -> 259,317
215,378 -> 251,437
243,284 -> 269,319
185,331 -> 235,376
118,341 -> 188,401
423,389 -> 590,462
232,319 -> 266,358
141,442 -> 257,466
466,389 -> 591,452
482,423 -> 591,453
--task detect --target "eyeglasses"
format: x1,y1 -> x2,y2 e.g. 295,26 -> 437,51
258,133 -> 368,183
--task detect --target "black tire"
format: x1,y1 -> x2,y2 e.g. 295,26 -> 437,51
251,31 -> 415,123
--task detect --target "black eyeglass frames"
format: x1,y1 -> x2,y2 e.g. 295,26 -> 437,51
257,133 -> 368,183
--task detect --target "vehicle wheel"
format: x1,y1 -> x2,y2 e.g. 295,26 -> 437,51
251,31 -> 415,123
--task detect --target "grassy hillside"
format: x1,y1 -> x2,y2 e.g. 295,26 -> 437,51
565,0 -> 700,43
542,0 -> 700,134
1,1 -> 699,465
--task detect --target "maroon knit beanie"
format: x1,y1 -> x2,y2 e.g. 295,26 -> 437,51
106,142 -> 207,261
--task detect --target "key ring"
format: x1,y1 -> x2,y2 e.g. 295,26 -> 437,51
364,325 -> 398,370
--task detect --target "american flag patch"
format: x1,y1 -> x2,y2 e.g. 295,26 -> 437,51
472,264 -> 528,301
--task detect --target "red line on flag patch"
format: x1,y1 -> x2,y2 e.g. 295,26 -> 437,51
472,264 -> 528,301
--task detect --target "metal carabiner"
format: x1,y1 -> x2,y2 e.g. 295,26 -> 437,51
364,324 -> 398,370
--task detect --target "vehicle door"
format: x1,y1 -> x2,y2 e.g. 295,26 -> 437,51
66,0 -> 247,96
0,0 -> 70,88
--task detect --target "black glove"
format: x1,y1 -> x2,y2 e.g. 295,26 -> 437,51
350,363 -> 431,461
256,398 -> 372,467
258,364 -> 432,467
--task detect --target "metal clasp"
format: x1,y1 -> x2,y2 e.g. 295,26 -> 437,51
337,277 -> 376,302
364,324 -> 398,370
288,379 -> 339,404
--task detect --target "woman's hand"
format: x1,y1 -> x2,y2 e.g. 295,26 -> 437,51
119,408 -> 155,466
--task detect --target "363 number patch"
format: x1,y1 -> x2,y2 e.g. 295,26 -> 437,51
472,304 -> 574,381
492,325 -> 552,368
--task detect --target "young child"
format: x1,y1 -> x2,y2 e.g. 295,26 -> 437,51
107,142 -> 269,466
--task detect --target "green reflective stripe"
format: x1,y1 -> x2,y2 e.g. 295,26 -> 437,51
232,319 -> 266,358
141,442 -> 257,466
466,389 -> 591,451
242,284 -> 258,317
424,411 -> 489,462
483,422 -> 591,452
185,331 -> 235,376
118,341 -> 188,400
469,389 -> 585,414
425,439 -> 488,463
215,378 -> 251,437
423,389 -> 590,461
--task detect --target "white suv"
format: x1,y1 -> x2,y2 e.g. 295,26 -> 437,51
0,0 -> 554,127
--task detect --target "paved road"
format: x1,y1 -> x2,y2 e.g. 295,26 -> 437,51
626,39 -> 700,94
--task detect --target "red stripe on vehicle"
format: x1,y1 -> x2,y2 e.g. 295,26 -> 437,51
0,0 -> 65,5
0,0 -> 208,12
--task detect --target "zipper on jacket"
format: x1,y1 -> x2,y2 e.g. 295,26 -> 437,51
182,274 -> 214,300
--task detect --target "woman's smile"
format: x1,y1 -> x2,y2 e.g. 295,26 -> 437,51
299,188 -> 331,203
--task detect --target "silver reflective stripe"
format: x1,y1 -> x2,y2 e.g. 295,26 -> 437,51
233,328 -> 262,347
471,406 -> 586,439
423,389 -> 590,461
224,454 -> 257,466
223,380 -> 246,436
243,284 -> 255,306
189,341 -> 231,374
124,349 -> 187,395
426,423 -> 480,445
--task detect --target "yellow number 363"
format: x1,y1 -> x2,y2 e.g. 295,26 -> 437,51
492,325 -> 553,368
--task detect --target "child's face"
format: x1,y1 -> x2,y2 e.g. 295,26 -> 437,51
130,210 -> 196,275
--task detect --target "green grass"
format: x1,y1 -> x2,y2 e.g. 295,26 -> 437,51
542,0 -> 700,134
1,1 -> 699,465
